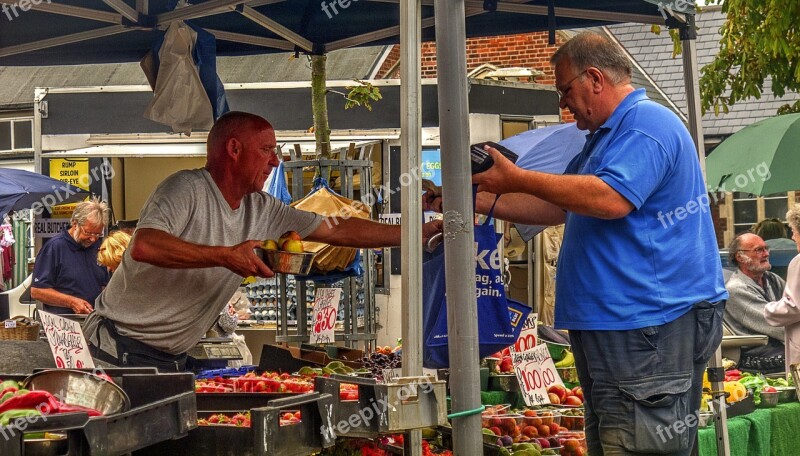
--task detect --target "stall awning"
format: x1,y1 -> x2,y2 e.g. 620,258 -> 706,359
42,139 -> 387,158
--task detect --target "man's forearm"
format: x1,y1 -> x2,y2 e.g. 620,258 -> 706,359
129,228 -> 233,269
30,287 -> 78,309
479,193 -> 566,226
309,217 -> 402,248
512,170 -> 632,219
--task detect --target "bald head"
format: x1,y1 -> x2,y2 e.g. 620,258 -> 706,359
207,111 -> 274,167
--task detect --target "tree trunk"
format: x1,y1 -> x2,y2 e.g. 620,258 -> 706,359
311,54 -> 331,160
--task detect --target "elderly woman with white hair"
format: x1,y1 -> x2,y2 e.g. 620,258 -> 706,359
764,204 -> 800,371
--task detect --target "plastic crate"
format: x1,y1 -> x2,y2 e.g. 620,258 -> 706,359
317,374 -> 447,436
0,368 -> 196,456
146,391 -> 335,456
195,365 -> 258,379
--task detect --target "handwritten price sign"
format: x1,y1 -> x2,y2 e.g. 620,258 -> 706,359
510,313 -> 538,355
39,311 -> 95,369
309,288 -> 342,345
511,343 -> 563,406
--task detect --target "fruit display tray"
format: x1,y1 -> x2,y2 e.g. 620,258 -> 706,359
146,392 -> 335,456
317,374 -> 448,435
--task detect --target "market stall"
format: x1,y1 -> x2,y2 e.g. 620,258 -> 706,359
0,1 -> 729,455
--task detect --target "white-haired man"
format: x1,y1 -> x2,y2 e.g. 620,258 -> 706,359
31,197 -> 110,315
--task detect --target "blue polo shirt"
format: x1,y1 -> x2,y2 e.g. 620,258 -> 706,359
555,89 -> 728,331
32,230 -> 110,315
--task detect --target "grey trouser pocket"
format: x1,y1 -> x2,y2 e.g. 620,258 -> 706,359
618,372 -> 692,453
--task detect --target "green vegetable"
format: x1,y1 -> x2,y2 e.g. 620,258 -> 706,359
0,409 -> 42,426
739,375 -> 767,405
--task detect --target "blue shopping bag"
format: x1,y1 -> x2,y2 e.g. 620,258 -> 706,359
265,161 -> 292,205
422,188 -> 531,369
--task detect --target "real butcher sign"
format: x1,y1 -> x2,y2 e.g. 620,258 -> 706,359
39,311 -> 95,369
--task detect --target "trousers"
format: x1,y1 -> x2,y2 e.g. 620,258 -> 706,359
570,300 -> 724,456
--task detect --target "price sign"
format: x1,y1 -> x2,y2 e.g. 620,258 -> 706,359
509,313 -> 537,355
309,288 -> 342,345
511,343 -> 563,406
4,320 -> 16,329
39,311 -> 95,369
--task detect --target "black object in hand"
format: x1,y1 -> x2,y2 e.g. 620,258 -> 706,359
470,141 -> 518,174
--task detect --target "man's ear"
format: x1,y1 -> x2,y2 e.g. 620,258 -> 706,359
226,138 -> 241,158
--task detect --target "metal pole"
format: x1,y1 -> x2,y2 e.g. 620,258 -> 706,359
680,16 -> 729,456
400,0 -> 424,455
434,0 -> 482,452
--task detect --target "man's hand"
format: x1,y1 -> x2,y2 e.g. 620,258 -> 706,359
70,298 -> 94,315
422,219 -> 444,245
473,146 -> 524,195
422,191 -> 443,213
224,240 -> 275,278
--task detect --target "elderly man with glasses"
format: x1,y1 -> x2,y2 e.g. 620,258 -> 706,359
724,232 -> 786,373
31,197 -> 111,315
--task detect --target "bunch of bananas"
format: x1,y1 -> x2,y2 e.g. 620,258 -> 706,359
554,350 -> 575,368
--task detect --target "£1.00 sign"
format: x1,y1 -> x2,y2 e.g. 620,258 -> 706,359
510,313 -> 537,354
309,288 -> 342,345
511,343 -> 564,406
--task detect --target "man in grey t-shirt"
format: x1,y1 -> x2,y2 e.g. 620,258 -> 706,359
85,111 -> 442,371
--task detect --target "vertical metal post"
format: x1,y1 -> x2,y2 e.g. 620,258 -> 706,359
400,0 -> 423,454
434,0 -> 483,452
680,16 -> 729,456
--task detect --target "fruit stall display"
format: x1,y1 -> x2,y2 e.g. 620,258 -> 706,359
479,405 -> 587,455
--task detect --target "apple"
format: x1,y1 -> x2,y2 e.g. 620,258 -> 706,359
282,239 -> 305,253
762,386 -> 777,393
279,230 -> 302,245
547,384 -> 568,403
262,239 -> 279,251
564,395 -> 583,406
499,357 -> 514,373
571,386 -> 584,401
547,392 -> 561,405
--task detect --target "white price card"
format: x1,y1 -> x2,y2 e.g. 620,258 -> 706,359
509,313 -> 537,355
4,320 -> 16,329
39,311 -> 95,369
511,343 -> 563,406
381,367 -> 439,384
309,288 -> 342,345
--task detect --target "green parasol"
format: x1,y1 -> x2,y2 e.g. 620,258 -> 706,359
706,113 -> 800,196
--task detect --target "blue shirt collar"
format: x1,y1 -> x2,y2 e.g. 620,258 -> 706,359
596,88 -> 648,133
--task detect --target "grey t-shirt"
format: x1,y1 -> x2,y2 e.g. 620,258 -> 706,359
85,168 -> 322,355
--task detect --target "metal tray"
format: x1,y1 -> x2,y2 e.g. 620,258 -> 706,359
318,374 -> 447,436
0,368 -> 196,456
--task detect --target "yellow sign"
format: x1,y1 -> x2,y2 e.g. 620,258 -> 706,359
49,159 -> 89,218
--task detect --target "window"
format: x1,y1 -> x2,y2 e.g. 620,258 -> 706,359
0,118 -> 34,152
727,191 -> 795,241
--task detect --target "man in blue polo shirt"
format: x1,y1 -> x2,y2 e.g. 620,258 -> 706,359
469,32 -> 727,455
32,198 -> 110,315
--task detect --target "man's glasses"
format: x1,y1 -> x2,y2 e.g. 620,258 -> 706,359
78,225 -> 104,239
739,246 -> 770,254
556,69 -> 588,99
